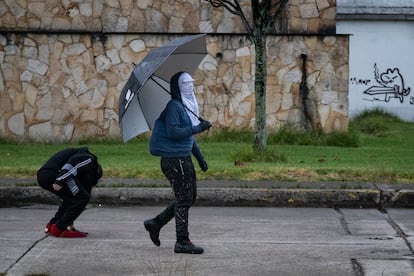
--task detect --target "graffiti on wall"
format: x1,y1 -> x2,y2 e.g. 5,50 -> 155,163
350,63 -> 412,104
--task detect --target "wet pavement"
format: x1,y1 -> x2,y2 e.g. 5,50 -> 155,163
1,177 -> 414,275
1,205 -> 414,276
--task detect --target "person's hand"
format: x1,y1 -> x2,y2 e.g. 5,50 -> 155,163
53,183 -> 62,191
198,159 -> 208,172
198,120 -> 212,131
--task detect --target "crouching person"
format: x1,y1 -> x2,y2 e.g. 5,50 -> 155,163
37,147 -> 103,238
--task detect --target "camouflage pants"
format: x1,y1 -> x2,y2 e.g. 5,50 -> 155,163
156,156 -> 197,240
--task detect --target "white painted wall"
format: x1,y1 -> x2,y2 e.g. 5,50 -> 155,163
337,20 -> 414,121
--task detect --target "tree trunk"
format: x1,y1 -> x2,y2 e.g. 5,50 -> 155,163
253,34 -> 267,150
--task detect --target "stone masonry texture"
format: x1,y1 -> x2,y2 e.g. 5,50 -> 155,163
0,0 -> 347,142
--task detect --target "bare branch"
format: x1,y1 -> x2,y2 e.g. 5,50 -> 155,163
206,0 -> 240,15
255,0 -> 289,33
205,0 -> 253,34
233,0 -> 253,34
272,0 -> 289,21
251,0 -> 260,23
272,0 -> 289,15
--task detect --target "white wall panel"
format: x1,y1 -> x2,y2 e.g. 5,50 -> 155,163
337,20 -> 414,121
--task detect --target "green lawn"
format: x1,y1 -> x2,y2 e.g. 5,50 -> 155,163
1,110 -> 413,184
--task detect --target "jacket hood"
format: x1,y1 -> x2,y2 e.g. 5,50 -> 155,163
170,71 -> 185,101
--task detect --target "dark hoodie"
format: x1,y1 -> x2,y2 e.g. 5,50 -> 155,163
149,72 -> 204,159
38,147 -> 103,186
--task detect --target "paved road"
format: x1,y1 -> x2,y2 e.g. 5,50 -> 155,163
1,205 -> 414,275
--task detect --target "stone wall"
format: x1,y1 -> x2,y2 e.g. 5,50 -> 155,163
0,0 -> 336,34
200,35 -> 348,131
0,0 -> 348,142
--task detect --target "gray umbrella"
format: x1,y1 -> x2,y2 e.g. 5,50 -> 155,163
119,34 -> 207,143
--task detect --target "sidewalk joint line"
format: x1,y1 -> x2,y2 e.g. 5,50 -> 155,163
5,235 -> 48,274
383,211 -> 414,255
334,208 -> 352,235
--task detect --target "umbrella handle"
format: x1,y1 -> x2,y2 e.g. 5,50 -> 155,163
187,108 -> 205,124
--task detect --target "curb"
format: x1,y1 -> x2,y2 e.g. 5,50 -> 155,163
2,185 -> 414,208
91,187 -> 381,208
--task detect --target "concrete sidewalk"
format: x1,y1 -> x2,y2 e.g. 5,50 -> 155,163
1,205 -> 414,275
1,177 -> 414,208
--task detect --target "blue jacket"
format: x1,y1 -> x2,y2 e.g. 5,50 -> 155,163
149,72 -> 204,161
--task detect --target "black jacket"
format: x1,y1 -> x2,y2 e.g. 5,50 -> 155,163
39,147 -> 102,186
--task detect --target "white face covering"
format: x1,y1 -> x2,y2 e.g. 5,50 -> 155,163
179,72 -> 200,126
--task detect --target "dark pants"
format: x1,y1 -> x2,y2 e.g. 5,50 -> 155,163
37,162 -> 94,230
155,156 -> 197,241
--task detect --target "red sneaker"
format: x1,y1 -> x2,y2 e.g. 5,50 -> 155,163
49,224 -> 64,237
60,229 -> 88,238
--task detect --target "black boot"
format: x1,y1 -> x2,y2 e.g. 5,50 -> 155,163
144,219 -> 161,246
174,239 -> 204,254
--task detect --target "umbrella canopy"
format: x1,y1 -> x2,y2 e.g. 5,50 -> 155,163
119,34 -> 207,143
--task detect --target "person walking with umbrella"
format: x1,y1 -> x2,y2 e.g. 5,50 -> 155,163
144,71 -> 212,254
